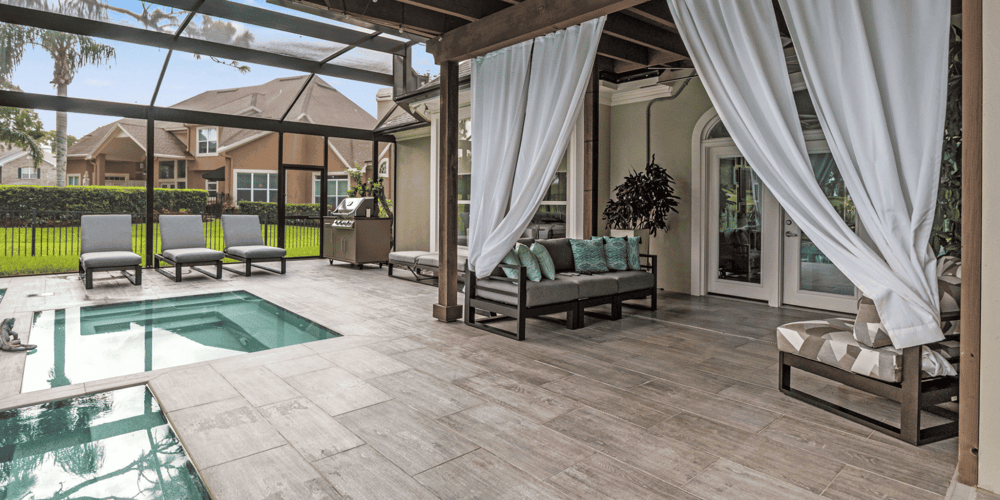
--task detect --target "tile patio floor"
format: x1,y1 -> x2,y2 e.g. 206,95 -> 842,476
0,260 -> 958,499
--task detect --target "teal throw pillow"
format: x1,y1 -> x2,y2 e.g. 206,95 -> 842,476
501,248 -> 521,279
626,236 -> 642,271
530,243 -> 557,280
595,236 -> 628,271
515,243 -> 542,282
571,238 -> 609,273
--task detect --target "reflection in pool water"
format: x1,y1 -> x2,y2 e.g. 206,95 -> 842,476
23,291 -> 340,392
0,386 -> 211,499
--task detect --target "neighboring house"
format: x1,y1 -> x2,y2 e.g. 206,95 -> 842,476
66,76 -> 393,207
0,145 -> 57,186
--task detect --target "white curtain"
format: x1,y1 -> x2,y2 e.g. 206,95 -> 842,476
778,0 -> 951,348
467,40 -> 533,271
470,17 -> 606,278
666,0 -> 945,348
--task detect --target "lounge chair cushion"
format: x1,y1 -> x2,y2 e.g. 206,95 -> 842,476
80,214 -> 133,254
536,238 -> 575,272
571,238 -> 609,274
227,245 -> 286,259
159,215 -> 207,251
853,296 -> 893,349
937,256 -> 961,318
556,274 -> 618,298
777,318 -> 957,383
605,270 -> 655,293
390,251 -> 435,264
163,248 -> 224,264
81,251 -> 142,269
221,214 -> 264,248
475,276 -> 580,307
413,253 -> 468,273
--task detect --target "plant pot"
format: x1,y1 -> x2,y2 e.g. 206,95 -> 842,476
610,228 -> 650,256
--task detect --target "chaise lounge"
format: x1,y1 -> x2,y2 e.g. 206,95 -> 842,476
221,214 -> 286,276
154,215 -> 224,282
79,214 -> 142,290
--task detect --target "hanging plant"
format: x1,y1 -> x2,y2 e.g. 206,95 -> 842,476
931,24 -> 962,258
602,155 -> 680,237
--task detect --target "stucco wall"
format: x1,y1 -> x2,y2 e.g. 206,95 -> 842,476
980,1 -> 1000,493
394,134 -> 432,251
608,79 -> 713,293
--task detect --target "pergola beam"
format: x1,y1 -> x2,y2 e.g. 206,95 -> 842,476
293,0 -> 466,39
0,4 -> 394,86
604,14 -> 687,59
597,37 -> 649,66
425,0 -> 650,63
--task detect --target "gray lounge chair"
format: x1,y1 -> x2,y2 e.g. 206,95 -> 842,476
79,214 -> 142,290
154,215 -> 224,282
221,214 -> 286,276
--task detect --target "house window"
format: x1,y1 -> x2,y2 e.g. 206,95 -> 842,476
235,171 -> 278,203
314,174 -> 349,208
378,158 -> 389,178
67,174 -> 80,186
198,128 -> 218,155
18,167 -> 40,179
159,160 -> 187,189
207,181 -> 218,199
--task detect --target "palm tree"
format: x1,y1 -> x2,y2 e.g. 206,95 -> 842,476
0,24 -> 44,167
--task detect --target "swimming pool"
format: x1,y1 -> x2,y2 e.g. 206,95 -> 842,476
0,385 -> 210,499
22,291 -> 340,392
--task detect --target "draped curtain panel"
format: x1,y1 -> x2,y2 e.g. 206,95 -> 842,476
467,40 -> 534,271
470,16 -> 606,278
778,0 -> 951,348
666,0 -> 947,348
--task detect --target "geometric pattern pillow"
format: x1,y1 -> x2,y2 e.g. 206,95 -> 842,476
501,248 -> 521,280
853,295 -> 893,348
937,256 -> 961,318
530,243 -> 557,280
515,243 -> 542,282
594,236 -> 628,271
626,236 -> 642,271
571,238 -> 609,274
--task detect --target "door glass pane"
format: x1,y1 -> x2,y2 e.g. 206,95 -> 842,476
798,153 -> 855,296
717,157 -> 762,284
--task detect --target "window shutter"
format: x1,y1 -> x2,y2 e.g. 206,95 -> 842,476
17,168 -> 22,178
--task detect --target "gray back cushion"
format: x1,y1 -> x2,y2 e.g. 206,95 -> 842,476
537,238 -> 574,272
222,214 -> 264,248
81,214 -> 133,254
159,215 -> 206,250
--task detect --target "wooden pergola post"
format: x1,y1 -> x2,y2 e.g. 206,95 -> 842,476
583,65 -> 600,239
433,60 -> 462,322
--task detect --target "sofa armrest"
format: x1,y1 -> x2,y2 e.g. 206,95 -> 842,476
468,263 -> 528,305
640,253 -> 657,289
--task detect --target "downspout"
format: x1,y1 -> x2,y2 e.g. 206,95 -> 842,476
646,73 -> 696,165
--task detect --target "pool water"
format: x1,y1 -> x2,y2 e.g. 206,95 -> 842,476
0,386 -> 211,499
23,291 -> 340,392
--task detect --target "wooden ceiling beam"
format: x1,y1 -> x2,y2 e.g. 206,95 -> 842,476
426,0 -> 649,63
626,2 -> 676,28
604,13 -> 687,59
597,37 -> 649,65
296,0 -> 461,38
394,0 -> 507,22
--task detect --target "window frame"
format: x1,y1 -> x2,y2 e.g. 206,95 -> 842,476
18,167 -> 40,179
67,174 -> 81,186
234,169 -> 279,204
313,172 -> 350,208
197,127 -> 219,156
158,160 -> 188,189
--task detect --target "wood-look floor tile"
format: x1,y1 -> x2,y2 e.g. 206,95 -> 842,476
336,400 -> 478,475
542,375 -> 677,428
440,404 -> 596,481
368,369 -> 483,419
536,350 -> 652,390
545,406 -> 717,486
265,354 -> 334,378
393,347 -> 487,382
601,337 -> 711,366
222,365 -> 301,407
615,355 -> 738,394
322,346 -> 411,380
717,381 -> 875,437
462,348 -> 573,386
415,448 -> 563,500
630,378 -> 780,433
284,366 -> 392,417
257,397 -> 364,462
535,334 -> 633,364
202,445 -> 343,500
822,466 -> 944,500
368,337 -> 434,355
149,364 -> 241,412
682,458 -> 824,500
546,453 -> 702,500
167,396 -> 286,469
455,373 -> 581,422
312,445 -> 439,500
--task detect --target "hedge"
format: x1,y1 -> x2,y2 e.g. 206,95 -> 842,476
235,201 -> 319,219
0,185 -> 208,216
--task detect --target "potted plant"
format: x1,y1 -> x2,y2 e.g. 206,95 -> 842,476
603,155 -> 680,254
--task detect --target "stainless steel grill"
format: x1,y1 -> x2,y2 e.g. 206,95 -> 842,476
323,197 -> 391,268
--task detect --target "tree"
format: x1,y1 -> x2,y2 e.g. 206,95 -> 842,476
0,28 -> 44,167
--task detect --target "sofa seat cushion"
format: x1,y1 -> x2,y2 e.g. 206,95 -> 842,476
777,318 -> 958,383
163,248 -> 224,264
390,251 -> 435,264
414,253 -> 467,273
556,274 -> 618,298
606,270 -> 655,293
81,251 -> 142,269
475,276 -> 580,307
227,245 -> 286,259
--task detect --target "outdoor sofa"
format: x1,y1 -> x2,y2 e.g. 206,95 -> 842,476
221,214 -> 286,276
777,256 -> 962,445
154,215 -> 224,282
78,214 -> 142,290
464,237 -> 657,341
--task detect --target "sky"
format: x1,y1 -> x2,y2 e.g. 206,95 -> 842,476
7,0 -> 439,139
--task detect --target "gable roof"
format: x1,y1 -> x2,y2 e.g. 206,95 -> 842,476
0,146 -> 56,167
68,118 -> 189,159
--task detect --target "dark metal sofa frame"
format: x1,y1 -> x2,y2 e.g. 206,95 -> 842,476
779,317 -> 959,446
154,254 -> 223,282
79,262 -> 141,290
464,254 -> 658,341
388,256 -> 440,286
223,253 -> 286,276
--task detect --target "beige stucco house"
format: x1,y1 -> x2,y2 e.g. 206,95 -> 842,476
0,145 -> 57,186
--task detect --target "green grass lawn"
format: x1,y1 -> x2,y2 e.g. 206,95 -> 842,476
0,221 -> 319,277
